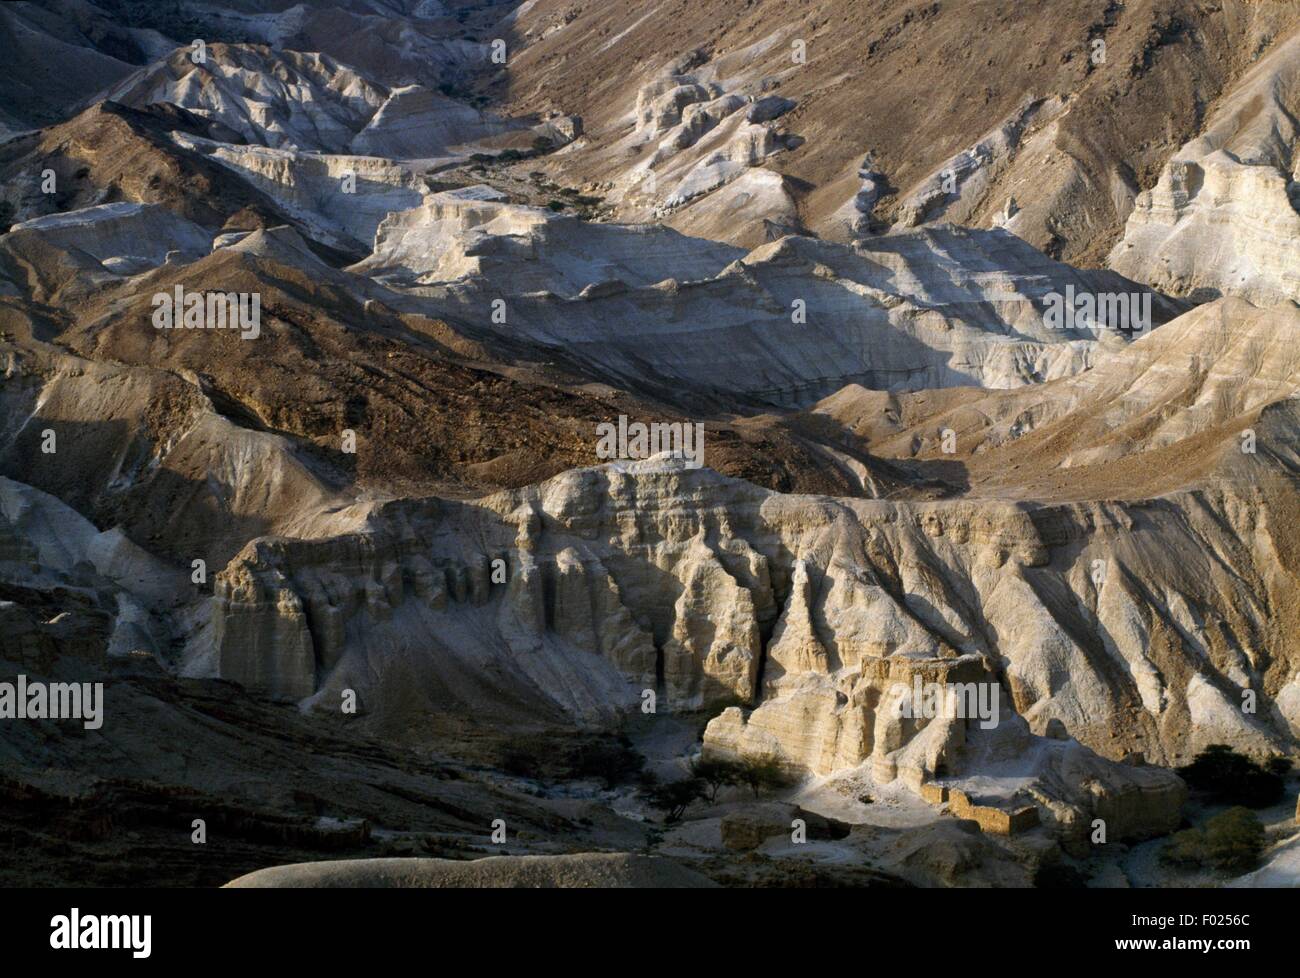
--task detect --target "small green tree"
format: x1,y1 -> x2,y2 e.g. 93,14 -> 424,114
736,753 -> 794,799
1202,807 -> 1267,873
1160,806 -> 1266,875
640,778 -> 706,823
688,756 -> 743,802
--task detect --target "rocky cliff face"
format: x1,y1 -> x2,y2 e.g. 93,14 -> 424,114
408,219 -> 1184,406
202,435 -> 1292,842
356,188 -> 746,291
210,454 -> 1298,755
178,136 -> 429,254
1109,33 -> 1300,305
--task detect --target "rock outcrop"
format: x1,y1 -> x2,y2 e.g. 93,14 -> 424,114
356,188 -> 745,291
175,136 -> 427,253
412,221 -> 1184,406
103,45 -> 565,162
4,202 -> 210,280
1108,33 -> 1300,306
201,430 -> 1290,840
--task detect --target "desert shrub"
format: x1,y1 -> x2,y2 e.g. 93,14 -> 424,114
1201,807 -> 1267,872
1160,806 -> 1265,874
736,753 -> 796,799
640,778 -> 706,822
1177,745 -> 1285,808
688,756 -> 744,802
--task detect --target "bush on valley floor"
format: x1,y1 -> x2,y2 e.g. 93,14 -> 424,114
688,754 -> 797,803
1159,806 -> 1266,875
642,752 -> 799,824
735,754 -> 797,799
688,756 -> 744,802
640,777 -> 708,823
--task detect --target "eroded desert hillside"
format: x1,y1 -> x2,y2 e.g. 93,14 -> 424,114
2,0 -> 1299,890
